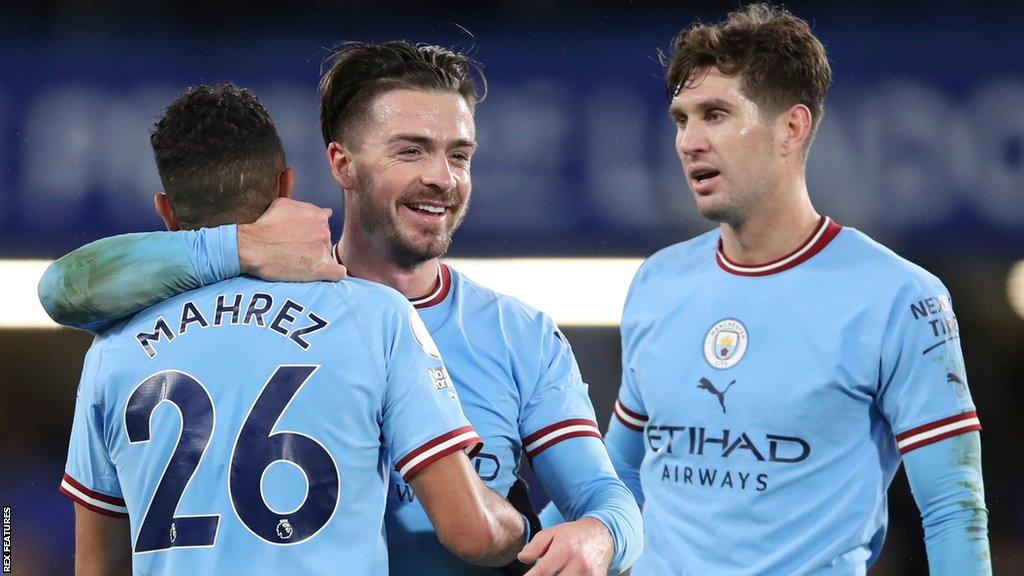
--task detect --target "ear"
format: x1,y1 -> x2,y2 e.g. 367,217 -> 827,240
278,167 -> 295,199
327,142 -> 357,190
153,192 -> 180,231
777,103 -> 814,158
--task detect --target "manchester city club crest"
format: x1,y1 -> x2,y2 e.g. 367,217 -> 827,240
703,318 -> 749,369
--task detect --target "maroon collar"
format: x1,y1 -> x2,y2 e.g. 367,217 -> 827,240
716,216 -> 842,277
333,245 -> 452,309
409,263 -> 452,309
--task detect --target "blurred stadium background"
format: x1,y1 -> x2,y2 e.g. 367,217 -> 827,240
1,0 -> 1022,574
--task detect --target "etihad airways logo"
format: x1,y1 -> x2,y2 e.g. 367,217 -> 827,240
645,425 -> 811,464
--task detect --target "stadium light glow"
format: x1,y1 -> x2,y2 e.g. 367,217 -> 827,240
1007,261 -> 1024,320
0,260 -> 60,329
0,258 -> 644,329
447,258 -> 643,327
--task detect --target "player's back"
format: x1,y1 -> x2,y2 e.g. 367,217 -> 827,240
62,276 -> 434,574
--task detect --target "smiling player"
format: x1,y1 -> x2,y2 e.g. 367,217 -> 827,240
39,42 -> 642,576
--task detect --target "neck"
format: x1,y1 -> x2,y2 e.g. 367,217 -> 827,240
719,175 -> 820,265
337,227 -> 440,300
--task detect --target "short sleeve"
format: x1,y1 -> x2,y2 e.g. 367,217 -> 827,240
519,317 -> 602,460
878,278 -> 980,455
59,341 -> 128,517
383,304 -> 482,482
613,308 -> 649,432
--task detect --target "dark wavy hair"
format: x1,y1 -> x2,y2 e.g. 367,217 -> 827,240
664,3 -> 832,148
150,83 -> 285,229
318,40 -> 485,148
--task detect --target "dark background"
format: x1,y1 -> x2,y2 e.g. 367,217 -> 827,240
1,1 -> 1022,574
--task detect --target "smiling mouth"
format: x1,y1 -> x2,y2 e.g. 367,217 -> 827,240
405,202 -> 448,216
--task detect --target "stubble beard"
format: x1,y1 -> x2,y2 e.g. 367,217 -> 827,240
355,171 -> 469,270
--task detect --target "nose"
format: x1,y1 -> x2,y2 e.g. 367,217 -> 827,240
420,154 -> 457,191
677,122 -> 709,157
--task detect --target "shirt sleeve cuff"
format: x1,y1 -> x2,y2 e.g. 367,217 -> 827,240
59,472 -> 128,518
896,410 -> 981,454
523,419 -> 602,459
394,425 -> 483,482
613,399 -> 648,432
194,224 -> 240,285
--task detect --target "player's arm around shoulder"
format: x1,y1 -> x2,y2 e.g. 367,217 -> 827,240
37,230 -> 221,331
37,196 -> 342,333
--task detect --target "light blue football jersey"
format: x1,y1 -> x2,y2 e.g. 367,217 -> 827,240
384,264 -> 605,576
60,276 -> 482,575
613,217 -> 980,576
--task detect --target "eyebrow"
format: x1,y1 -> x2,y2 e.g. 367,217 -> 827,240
669,97 -> 735,118
385,134 -> 477,149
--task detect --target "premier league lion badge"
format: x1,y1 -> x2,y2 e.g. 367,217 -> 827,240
703,318 -> 748,369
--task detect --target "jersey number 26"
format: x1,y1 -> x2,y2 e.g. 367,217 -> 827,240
124,365 -> 339,553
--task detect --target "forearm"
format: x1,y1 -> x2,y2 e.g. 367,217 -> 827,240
74,503 -> 132,576
904,432 -> 991,575
39,227 -> 238,331
474,485 -> 531,566
412,452 -> 526,566
534,438 -> 644,573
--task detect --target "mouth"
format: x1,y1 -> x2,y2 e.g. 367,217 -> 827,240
688,167 -> 721,194
401,201 -> 452,226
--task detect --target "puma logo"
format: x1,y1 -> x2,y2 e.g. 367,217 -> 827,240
947,373 -> 964,385
698,377 -> 735,413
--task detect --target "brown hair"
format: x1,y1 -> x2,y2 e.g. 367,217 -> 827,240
151,84 -> 285,229
664,3 -> 831,144
318,40 -> 485,148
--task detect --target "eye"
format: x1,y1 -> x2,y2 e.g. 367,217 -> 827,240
673,113 -> 687,128
706,109 -> 727,123
450,151 -> 472,163
399,147 -> 422,158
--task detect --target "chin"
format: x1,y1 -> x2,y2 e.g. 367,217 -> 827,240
390,234 -> 451,266
696,203 -> 741,225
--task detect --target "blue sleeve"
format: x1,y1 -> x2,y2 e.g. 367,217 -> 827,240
59,339 -> 129,518
517,317 -> 642,572
531,438 -> 643,574
38,226 -> 239,332
877,278 -> 979,456
382,302 -> 483,482
607,291 -> 649,509
518,320 -> 603,458
902,432 -> 991,575
538,500 -> 565,528
604,417 -> 645,509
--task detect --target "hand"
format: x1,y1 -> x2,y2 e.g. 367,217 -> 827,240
238,197 -> 346,282
520,517 -> 614,576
